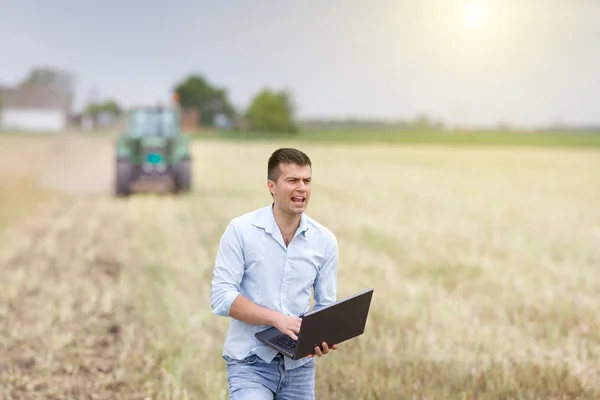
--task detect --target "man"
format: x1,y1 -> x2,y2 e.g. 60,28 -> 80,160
210,147 -> 339,399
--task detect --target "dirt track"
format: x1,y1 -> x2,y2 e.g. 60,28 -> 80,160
0,134 -> 163,399
39,135 -> 114,196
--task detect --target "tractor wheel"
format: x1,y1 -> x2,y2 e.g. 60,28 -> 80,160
174,158 -> 191,193
115,159 -> 132,197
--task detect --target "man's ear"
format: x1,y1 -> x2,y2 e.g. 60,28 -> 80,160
267,180 -> 274,196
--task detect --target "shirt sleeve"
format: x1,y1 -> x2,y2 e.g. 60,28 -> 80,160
210,222 -> 244,317
312,235 -> 338,312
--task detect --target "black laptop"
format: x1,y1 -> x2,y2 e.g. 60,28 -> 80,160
255,288 -> 374,360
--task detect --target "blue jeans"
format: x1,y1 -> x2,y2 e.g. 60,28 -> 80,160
224,353 -> 316,399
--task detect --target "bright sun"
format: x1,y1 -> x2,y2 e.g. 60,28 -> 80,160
463,2 -> 486,28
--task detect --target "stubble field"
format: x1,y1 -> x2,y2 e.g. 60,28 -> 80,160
1,133 -> 599,399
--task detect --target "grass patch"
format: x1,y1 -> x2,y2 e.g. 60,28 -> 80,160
191,129 -> 600,148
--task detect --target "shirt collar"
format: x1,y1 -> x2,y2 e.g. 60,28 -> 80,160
251,203 -> 309,237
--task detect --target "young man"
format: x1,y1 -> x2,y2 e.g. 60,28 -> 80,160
210,148 -> 339,399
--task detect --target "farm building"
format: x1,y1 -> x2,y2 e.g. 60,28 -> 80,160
0,84 -> 71,132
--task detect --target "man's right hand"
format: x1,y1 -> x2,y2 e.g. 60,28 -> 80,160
274,314 -> 302,341
229,296 -> 304,339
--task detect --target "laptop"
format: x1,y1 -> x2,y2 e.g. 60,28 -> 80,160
255,288 -> 374,360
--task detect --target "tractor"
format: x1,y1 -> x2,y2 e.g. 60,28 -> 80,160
114,105 -> 192,196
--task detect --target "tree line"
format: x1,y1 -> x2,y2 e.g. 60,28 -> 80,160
13,66 -> 461,134
7,67 -> 299,134
173,74 -> 298,133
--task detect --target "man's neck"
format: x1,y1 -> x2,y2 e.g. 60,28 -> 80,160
272,204 -> 301,233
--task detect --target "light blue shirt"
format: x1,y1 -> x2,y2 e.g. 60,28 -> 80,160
210,203 -> 339,370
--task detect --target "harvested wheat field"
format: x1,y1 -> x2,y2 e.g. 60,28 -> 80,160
1,133 -> 599,399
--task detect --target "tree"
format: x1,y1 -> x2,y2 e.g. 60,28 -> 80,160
84,99 -> 122,118
245,88 -> 298,133
82,99 -> 122,128
173,75 -> 236,127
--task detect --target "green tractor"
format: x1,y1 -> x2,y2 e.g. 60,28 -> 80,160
114,105 -> 192,196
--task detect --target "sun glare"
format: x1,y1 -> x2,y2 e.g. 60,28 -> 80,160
463,2 -> 486,28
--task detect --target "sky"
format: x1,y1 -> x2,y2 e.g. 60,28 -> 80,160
1,0 -> 599,128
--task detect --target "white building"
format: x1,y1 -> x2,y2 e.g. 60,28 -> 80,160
0,84 -> 70,133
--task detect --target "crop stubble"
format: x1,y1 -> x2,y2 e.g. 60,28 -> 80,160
1,135 -> 600,399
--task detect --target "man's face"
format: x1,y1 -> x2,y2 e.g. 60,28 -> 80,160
268,163 -> 312,215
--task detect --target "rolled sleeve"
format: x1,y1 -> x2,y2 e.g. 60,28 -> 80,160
210,222 -> 244,317
313,235 -> 338,312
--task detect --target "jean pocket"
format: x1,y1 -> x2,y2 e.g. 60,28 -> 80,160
223,354 -> 259,365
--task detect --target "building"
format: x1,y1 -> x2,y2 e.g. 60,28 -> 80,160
0,84 -> 71,132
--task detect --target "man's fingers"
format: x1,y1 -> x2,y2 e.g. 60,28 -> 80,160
287,331 -> 298,340
303,343 -> 337,359
314,346 -> 323,357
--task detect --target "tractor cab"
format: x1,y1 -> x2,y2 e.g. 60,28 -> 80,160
114,105 -> 192,196
126,106 -> 181,138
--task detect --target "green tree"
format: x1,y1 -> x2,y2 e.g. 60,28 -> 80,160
173,75 -> 236,127
245,88 -> 298,133
84,99 -> 122,118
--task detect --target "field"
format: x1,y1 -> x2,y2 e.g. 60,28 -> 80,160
1,132 -> 599,399
193,129 -> 600,148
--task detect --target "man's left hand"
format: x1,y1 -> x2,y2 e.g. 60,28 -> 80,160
307,342 -> 337,358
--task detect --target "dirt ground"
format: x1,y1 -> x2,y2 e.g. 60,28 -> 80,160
0,134 -> 163,399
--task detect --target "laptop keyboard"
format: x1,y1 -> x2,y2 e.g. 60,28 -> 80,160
270,334 -> 297,349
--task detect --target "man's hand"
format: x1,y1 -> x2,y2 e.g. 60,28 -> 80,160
274,314 -> 302,341
307,342 -> 338,358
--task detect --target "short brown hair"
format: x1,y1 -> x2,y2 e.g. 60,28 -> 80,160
267,148 -> 312,181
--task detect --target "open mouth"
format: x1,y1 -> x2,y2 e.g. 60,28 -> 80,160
291,196 -> 305,204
